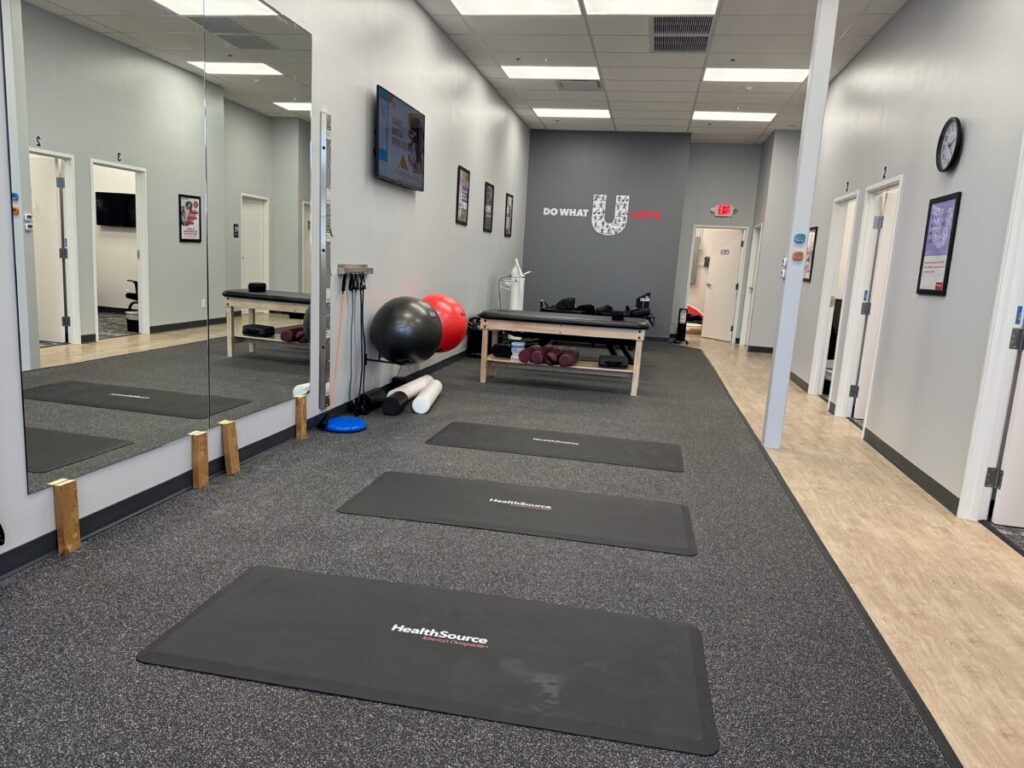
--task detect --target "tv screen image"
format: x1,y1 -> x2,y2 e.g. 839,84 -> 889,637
95,192 -> 136,228
375,85 -> 425,191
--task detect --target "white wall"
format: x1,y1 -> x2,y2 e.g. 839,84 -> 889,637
273,0 -> 530,400
790,0 -> 1024,499
93,165 -> 137,310
747,131 -> 799,349
672,142 -> 761,334
0,0 -> 528,557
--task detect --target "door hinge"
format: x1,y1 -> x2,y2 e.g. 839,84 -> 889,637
730,324 -> 734,332
55,176 -> 65,189
735,282 -> 739,290
58,247 -> 68,260
1011,327 -> 1023,350
872,215 -> 884,230
861,301 -> 872,316
61,316 -> 70,328
849,384 -> 860,398
985,467 -> 1004,490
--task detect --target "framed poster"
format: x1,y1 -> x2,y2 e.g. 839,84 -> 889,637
504,193 -> 514,238
455,165 -> 470,226
179,194 -> 202,242
483,182 -> 494,233
802,226 -> 818,282
916,192 -> 961,296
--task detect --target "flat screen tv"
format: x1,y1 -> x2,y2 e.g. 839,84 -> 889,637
374,85 -> 425,191
96,192 -> 136,228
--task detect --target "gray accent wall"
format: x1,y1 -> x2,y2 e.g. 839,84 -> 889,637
790,0 -> 1024,498
671,142 -> 762,337
522,131 -> 691,338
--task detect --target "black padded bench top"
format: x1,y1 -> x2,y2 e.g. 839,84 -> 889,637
480,309 -> 651,330
223,289 -> 310,304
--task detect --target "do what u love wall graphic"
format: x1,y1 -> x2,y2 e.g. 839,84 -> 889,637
541,194 -> 662,237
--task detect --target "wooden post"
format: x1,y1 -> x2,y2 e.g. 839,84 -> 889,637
220,420 -> 241,475
190,430 -> 209,489
479,326 -> 490,384
49,478 -> 80,555
295,394 -> 308,440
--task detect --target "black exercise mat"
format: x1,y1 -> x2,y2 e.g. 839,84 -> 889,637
25,427 -> 132,473
22,380 -> 248,419
428,421 -> 684,472
139,566 -> 718,755
340,471 -> 696,555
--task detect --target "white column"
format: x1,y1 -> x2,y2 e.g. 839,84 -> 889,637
761,0 -> 840,449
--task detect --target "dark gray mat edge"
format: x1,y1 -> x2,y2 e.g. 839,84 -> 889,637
25,427 -> 132,473
699,349 -> 963,768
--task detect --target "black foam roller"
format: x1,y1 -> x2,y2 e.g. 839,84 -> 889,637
381,392 -> 410,416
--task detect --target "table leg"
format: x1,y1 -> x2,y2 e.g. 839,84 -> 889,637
479,327 -> 489,383
630,334 -> 644,397
226,301 -> 234,358
248,308 -> 256,353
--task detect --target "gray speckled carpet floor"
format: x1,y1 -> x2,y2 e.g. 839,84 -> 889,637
21,339 -> 308,491
0,344 -> 955,767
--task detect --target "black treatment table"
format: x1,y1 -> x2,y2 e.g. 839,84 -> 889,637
223,288 -> 310,357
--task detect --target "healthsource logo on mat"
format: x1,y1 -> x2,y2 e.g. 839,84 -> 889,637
391,624 -> 489,649
488,497 -> 552,511
541,193 -> 661,237
532,437 -> 579,447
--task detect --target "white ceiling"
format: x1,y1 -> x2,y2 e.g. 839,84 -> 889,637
415,0 -> 909,142
26,0 -> 310,119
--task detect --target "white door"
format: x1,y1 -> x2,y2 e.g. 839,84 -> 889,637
852,188 -> 900,421
30,154 -> 67,343
992,363 -> 1024,526
241,196 -> 269,286
740,224 -> 762,345
301,201 -> 311,293
701,229 -> 745,342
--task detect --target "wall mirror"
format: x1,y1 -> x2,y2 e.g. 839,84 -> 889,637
3,0 -> 311,493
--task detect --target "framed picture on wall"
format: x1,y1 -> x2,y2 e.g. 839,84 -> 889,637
483,182 -> 494,233
504,193 -> 514,237
179,194 -> 202,242
455,165 -> 470,226
917,192 -> 961,296
802,226 -> 818,282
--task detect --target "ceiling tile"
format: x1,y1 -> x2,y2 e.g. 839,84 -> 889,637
713,14 -> 814,35
464,16 -> 589,36
479,34 -> 593,52
597,52 -> 706,68
591,35 -> 650,53
600,66 -> 702,81
585,16 -> 651,35
709,35 -> 812,55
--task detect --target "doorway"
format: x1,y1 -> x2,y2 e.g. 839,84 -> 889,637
301,200 -> 311,293
90,159 -> 149,340
808,193 -> 859,401
832,179 -> 902,426
29,150 -> 79,346
241,194 -> 270,287
688,226 -> 745,343
739,223 -> 763,346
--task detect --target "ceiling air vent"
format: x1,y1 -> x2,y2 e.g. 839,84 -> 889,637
653,15 -> 713,35
557,80 -> 603,92
653,35 -> 709,53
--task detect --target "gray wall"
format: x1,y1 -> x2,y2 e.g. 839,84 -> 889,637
523,131 -> 691,338
671,142 -> 762,336
790,0 -> 1024,497
747,131 -> 799,349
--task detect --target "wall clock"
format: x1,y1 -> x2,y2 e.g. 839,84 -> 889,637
936,117 -> 963,172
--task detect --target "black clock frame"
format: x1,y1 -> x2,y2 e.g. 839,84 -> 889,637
935,117 -> 963,172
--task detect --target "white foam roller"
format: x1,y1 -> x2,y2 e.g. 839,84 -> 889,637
412,379 -> 443,414
387,375 -> 434,399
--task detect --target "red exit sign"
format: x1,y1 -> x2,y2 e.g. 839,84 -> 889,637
712,204 -> 736,218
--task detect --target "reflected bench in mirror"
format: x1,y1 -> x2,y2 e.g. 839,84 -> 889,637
223,289 -> 311,358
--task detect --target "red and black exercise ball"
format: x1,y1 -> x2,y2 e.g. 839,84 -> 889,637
370,297 -> 442,364
421,294 -> 468,352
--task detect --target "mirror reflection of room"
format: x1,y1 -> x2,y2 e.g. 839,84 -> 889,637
5,0 -> 311,492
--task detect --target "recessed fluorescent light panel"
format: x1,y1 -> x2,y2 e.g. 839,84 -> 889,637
584,0 -> 719,13
153,0 -> 277,15
692,111 -> 776,122
534,108 -> 611,119
502,66 -> 600,80
274,102 -> 312,111
452,0 -> 581,14
188,61 -> 283,76
704,68 -> 809,83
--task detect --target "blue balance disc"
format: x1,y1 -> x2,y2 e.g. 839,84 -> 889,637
324,416 -> 367,434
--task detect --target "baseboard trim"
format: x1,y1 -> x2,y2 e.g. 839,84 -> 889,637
981,521 -> 1024,559
864,429 -> 959,514
789,371 -> 809,392
748,345 -> 773,353
151,318 -> 210,333
0,424 -> 296,581
828,401 -> 836,415
700,350 -> 964,768
81,333 -> 96,343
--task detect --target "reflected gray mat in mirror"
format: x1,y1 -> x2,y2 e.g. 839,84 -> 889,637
25,428 -> 132,474
23,381 -> 248,419
7,0 -> 311,491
